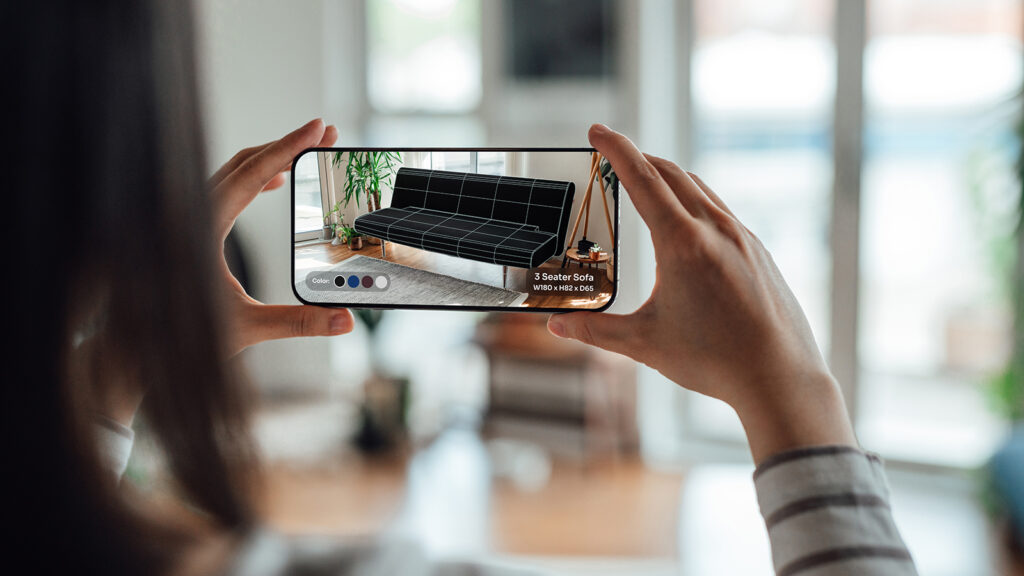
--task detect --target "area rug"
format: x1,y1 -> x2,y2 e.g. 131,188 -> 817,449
295,254 -> 528,307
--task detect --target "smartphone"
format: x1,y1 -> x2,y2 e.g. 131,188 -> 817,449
291,148 -> 618,312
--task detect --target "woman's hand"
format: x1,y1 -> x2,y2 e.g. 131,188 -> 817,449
547,124 -> 857,464
211,118 -> 354,355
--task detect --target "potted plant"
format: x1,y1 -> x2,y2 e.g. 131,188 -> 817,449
324,201 -> 346,244
589,243 -> 602,260
347,227 -> 364,250
328,209 -> 345,245
321,214 -> 334,241
332,151 -> 403,245
350,309 -> 410,454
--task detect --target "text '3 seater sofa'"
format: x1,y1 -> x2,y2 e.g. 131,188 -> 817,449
353,167 -> 575,269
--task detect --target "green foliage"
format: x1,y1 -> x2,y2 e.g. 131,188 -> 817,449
333,151 -> 403,211
966,148 -> 1017,302
324,201 -> 345,232
343,226 -> 361,242
599,157 -> 618,195
989,365 -> 1024,421
354,308 -> 385,334
989,102 -> 1024,421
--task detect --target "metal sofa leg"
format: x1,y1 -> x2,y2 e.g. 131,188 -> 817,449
380,240 -> 387,259
503,266 -> 507,288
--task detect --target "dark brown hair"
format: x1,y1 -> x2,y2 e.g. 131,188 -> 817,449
9,1 -> 255,573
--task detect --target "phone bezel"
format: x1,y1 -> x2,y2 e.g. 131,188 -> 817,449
290,147 -> 618,313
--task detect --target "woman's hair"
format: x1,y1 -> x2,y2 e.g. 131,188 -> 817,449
10,1 -> 255,572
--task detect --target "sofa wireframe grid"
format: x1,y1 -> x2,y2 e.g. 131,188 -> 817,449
353,167 -> 575,269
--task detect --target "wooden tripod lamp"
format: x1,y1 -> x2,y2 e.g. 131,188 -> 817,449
561,151 -> 615,267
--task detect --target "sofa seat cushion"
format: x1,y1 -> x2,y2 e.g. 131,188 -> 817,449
355,207 -> 558,268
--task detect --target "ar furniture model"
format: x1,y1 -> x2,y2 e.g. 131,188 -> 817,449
354,168 -> 575,269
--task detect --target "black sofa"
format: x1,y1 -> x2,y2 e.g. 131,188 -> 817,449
353,167 -> 575,269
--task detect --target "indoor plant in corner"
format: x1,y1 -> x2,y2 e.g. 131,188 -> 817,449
332,151 -> 402,246
986,111 -> 1024,557
325,201 -> 347,245
351,309 -> 410,455
346,227 -> 364,250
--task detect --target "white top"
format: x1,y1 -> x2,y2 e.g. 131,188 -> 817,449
95,416 -> 135,480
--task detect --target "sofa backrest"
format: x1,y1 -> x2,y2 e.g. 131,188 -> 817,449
390,167 -> 576,255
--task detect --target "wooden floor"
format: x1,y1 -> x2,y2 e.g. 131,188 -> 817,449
295,240 -> 614,309
261,429 -> 683,558
256,408 -> 1019,573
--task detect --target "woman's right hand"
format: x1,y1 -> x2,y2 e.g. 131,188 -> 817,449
548,124 -> 857,464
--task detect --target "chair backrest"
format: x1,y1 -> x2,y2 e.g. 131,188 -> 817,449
391,167 -> 576,255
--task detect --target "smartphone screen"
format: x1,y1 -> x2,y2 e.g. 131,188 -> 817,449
292,148 -> 618,312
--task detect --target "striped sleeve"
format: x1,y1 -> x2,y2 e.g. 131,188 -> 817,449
753,446 -> 918,576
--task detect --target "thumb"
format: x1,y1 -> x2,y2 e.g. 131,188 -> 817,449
246,305 -> 355,345
547,311 -> 638,356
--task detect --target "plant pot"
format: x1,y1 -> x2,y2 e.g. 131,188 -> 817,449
354,373 -> 411,454
321,226 -> 333,241
349,237 -> 364,250
589,248 -> 601,260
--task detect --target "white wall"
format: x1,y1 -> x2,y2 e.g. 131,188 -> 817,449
197,0 -> 361,393
523,152 -> 615,255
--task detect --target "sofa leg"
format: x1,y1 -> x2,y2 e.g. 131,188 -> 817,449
380,241 -> 387,259
502,266 -> 507,288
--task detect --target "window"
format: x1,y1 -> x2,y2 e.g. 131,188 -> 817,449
367,0 -> 482,113
294,151 -> 327,238
857,0 -> 1021,467
430,151 -> 472,172
685,0 -> 836,441
476,151 -> 505,175
677,0 -> 1022,467
428,151 -> 505,175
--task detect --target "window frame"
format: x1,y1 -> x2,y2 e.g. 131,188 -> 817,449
428,151 -> 479,172
671,0 -> 869,456
674,0 -> 1015,470
293,151 -> 332,242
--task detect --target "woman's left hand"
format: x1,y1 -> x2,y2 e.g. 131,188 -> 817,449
210,118 -> 354,355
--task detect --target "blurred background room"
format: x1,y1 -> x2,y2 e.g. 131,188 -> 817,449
127,1 -> 1024,574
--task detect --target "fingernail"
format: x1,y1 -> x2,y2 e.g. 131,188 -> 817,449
329,313 -> 349,333
547,317 -> 566,338
304,118 -> 324,129
591,123 -> 610,134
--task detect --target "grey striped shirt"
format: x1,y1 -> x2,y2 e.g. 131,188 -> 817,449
754,446 -> 918,576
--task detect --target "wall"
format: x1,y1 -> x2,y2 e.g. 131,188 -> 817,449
523,152 -> 615,256
197,0 -> 361,393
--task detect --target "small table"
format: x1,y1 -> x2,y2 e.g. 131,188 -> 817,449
564,248 -> 610,269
